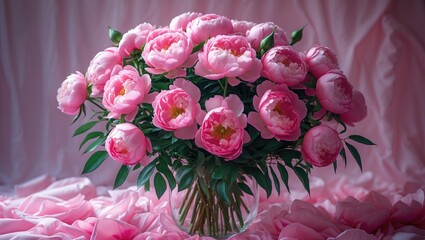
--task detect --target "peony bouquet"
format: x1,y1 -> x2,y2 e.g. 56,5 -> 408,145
57,12 -> 374,237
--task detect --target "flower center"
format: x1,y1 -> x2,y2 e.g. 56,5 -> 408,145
335,79 -> 352,104
170,106 -> 185,119
273,100 -> 286,115
211,125 -> 236,140
118,88 -> 126,96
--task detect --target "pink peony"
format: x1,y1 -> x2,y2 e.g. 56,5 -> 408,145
261,46 -> 308,86
142,28 -> 193,78
194,34 -> 262,85
341,90 -> 367,126
301,125 -> 342,167
305,46 -> 339,79
186,13 -> 233,45
105,123 -> 152,166
245,22 -> 289,51
169,12 -> 203,31
57,71 -> 87,115
86,47 -> 122,96
102,65 -> 151,121
118,23 -> 154,58
248,81 -> 307,141
152,78 -> 201,140
231,19 -> 256,36
316,70 -> 353,114
195,95 -> 250,160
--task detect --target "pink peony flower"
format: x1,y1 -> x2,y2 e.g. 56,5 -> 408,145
305,46 -> 339,79
57,71 -> 87,115
194,34 -> 262,85
118,23 -> 154,58
86,47 -> 122,96
245,22 -> 289,51
102,65 -> 151,121
316,69 -> 353,114
186,13 -> 233,45
231,19 -> 256,36
261,46 -> 308,86
142,28 -> 193,78
301,125 -> 342,167
105,123 -> 152,166
248,81 -> 307,141
169,12 -> 203,31
152,78 -> 201,140
195,95 -> 250,160
341,90 -> 367,126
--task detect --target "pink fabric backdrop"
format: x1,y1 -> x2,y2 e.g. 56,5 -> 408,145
1,0 -> 424,191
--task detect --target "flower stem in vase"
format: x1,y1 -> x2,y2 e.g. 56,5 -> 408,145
174,176 -> 257,238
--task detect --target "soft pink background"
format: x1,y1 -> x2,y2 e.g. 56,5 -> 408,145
1,0 -> 424,190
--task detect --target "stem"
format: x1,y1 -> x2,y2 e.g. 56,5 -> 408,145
87,98 -> 106,111
223,78 -> 228,97
179,182 -> 197,224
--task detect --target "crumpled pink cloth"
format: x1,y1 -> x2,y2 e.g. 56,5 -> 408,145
1,174 -> 424,239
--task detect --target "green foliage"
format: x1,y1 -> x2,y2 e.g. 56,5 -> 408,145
348,135 -> 376,145
82,151 -> 109,174
114,165 -> 131,189
154,172 -> 167,199
259,28 -> 275,56
73,121 -> 98,137
345,141 -> 363,172
290,26 -> 305,46
108,26 -> 122,45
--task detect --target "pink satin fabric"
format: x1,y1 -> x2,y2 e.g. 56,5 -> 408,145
1,175 -> 424,239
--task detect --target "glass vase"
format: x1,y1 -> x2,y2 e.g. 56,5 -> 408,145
170,172 -> 259,238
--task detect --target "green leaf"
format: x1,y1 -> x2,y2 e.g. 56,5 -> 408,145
154,173 -> 167,199
340,147 -> 347,167
238,182 -> 253,196
269,165 -> 280,195
113,165 -> 131,189
156,161 -> 176,190
178,169 -> 194,192
73,121 -> 98,137
290,25 -> 305,46
108,26 -> 122,44
72,105 -> 86,125
83,136 -> 107,154
246,167 -> 271,197
216,180 -> 231,204
348,135 -> 376,145
293,167 -> 310,195
345,142 -> 363,172
133,163 -> 141,171
175,166 -> 192,183
279,149 -> 301,164
212,165 -> 231,180
277,163 -> 290,193
82,151 -> 109,174
137,162 -> 156,188
79,131 -> 104,150
260,28 -> 275,56
192,41 -> 205,54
